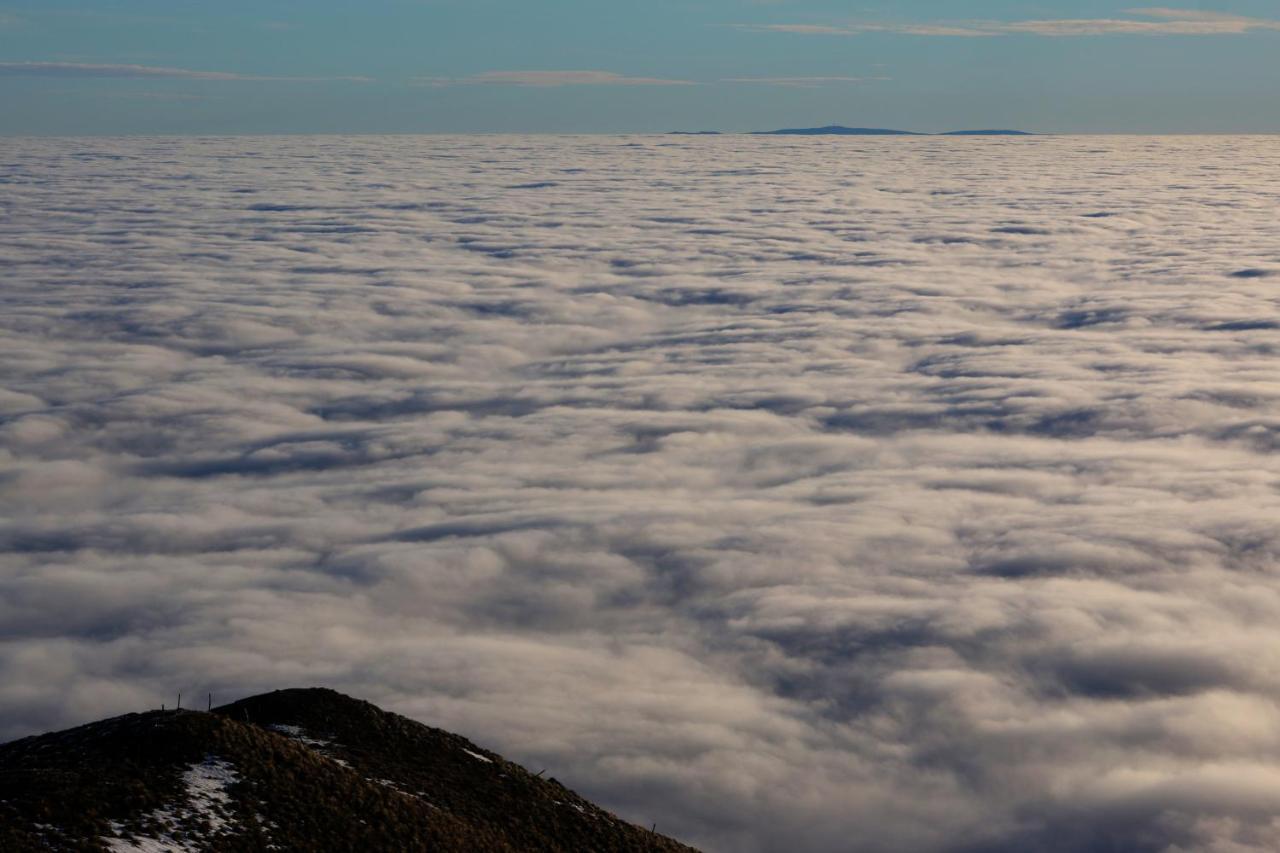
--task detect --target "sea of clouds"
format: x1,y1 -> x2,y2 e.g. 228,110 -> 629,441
2,134 -> 1280,851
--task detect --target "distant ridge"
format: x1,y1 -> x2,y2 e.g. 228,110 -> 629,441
752,125 -> 921,136
670,125 -> 1036,136
941,129 -> 1035,136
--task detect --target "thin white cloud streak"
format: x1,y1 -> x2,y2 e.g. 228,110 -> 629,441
416,70 -> 695,88
1134,6 -> 1280,22
105,91 -> 218,102
744,23 -> 852,35
5,135 -> 1280,853
0,61 -> 373,82
1000,15 -> 1280,35
738,8 -> 1280,37
733,22 -> 1001,37
417,71 -> 883,90
720,76 -> 888,87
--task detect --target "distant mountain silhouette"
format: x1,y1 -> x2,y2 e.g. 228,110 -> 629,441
0,687 -> 700,852
941,129 -> 1035,136
670,125 -> 1036,136
753,126 -> 922,136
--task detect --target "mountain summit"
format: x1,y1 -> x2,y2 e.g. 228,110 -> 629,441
0,687 -> 700,852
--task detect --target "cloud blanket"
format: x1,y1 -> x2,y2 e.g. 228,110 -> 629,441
3,134 -> 1280,851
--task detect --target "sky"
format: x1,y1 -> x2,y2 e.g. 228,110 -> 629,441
1,1 -> 1279,133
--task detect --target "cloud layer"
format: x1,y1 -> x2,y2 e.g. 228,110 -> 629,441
415,70 -> 695,87
415,71 -> 883,89
722,76 -> 885,87
741,7 -> 1280,37
3,135 -> 1280,852
0,61 -> 372,82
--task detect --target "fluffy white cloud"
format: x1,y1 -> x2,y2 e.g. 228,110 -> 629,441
3,134 -> 1280,852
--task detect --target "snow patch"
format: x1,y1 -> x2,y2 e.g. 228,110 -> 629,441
461,748 -> 493,763
182,757 -> 238,833
268,723 -> 331,748
102,756 -> 240,852
268,722 -> 350,767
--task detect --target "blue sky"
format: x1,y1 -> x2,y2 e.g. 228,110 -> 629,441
1,1 -> 1278,133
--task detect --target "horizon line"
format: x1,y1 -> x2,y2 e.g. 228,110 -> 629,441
5,130 -> 1280,138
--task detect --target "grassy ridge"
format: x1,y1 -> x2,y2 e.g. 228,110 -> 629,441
0,688 -> 699,852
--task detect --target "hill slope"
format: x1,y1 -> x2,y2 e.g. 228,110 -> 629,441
0,688 -> 699,852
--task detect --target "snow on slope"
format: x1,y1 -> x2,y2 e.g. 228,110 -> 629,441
267,722 -> 349,767
104,757 -> 240,852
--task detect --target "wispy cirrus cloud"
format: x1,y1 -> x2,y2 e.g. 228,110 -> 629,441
415,70 -> 695,88
738,8 -> 1280,38
738,22 -> 994,37
744,24 -> 852,35
417,71 -> 882,89
1004,7 -> 1280,36
720,76 -> 889,87
1133,6 -> 1280,24
0,61 -> 372,82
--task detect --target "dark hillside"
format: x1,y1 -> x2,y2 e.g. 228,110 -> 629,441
0,688 -> 699,852
216,688 -> 694,852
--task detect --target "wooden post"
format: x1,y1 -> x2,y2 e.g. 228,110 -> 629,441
207,693 -> 212,712
177,693 -> 182,711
